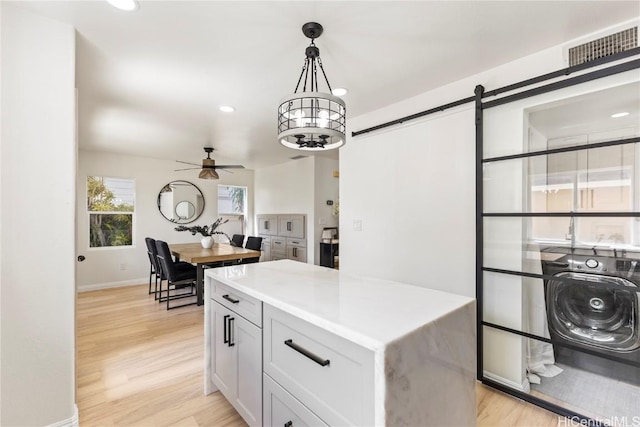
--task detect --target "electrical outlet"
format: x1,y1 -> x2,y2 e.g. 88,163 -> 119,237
353,219 -> 362,231
119,263 -> 126,270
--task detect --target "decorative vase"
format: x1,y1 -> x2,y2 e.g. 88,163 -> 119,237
201,236 -> 214,249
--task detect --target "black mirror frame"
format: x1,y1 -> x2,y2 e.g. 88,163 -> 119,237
157,180 -> 205,224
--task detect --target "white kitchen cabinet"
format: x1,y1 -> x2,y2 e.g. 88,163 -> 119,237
205,261 -> 476,427
259,235 -> 271,262
257,214 -> 307,262
257,214 -> 277,236
277,215 -> 305,239
263,373 -> 329,427
264,304 -> 374,426
210,291 -> 262,426
286,246 -> 307,263
286,238 -> 306,263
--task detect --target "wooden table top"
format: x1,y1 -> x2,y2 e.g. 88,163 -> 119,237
170,242 -> 261,264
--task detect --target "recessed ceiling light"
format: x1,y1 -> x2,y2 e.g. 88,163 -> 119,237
105,0 -> 138,11
611,112 -> 629,118
332,88 -> 348,96
219,106 -> 235,113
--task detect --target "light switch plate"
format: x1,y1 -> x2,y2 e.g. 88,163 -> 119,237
353,219 -> 362,231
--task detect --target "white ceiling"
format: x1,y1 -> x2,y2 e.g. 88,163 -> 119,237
13,0 -> 640,169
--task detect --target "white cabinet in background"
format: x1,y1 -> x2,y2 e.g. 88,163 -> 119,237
286,238 -> 307,263
209,284 -> 262,426
258,214 -> 307,263
259,235 -> 271,262
257,214 -> 277,236
277,215 -> 305,239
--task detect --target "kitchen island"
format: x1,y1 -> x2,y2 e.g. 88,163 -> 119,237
204,259 -> 476,426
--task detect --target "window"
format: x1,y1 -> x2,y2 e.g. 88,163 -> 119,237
88,176 -> 135,248
218,185 -> 247,215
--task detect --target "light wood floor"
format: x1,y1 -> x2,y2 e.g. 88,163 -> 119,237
77,284 -> 560,426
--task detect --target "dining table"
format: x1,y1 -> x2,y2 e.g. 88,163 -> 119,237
169,242 -> 261,306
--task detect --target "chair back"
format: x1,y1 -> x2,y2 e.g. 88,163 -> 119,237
244,236 -> 263,251
145,237 -> 160,271
155,240 -> 178,280
231,234 -> 245,247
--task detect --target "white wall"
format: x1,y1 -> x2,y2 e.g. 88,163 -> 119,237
340,18 -> 639,387
255,156 -> 316,261
76,149 -> 255,290
1,4 -> 77,425
254,156 -> 339,265
341,106 -> 475,294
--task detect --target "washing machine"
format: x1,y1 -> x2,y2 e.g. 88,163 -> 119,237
541,247 -> 640,384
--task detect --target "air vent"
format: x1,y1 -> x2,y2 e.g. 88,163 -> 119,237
568,26 -> 637,66
290,155 -> 308,160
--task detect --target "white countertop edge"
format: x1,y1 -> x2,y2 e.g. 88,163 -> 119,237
205,261 -> 475,352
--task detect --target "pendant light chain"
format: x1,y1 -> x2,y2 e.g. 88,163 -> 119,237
317,57 -> 333,93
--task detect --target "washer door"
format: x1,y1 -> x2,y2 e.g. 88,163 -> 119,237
547,272 -> 640,352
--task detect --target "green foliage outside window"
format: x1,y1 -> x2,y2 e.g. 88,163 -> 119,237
88,176 -> 134,248
229,186 -> 245,214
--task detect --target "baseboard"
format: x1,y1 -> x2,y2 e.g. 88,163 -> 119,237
483,370 -> 530,392
78,278 -> 147,292
47,405 -> 78,427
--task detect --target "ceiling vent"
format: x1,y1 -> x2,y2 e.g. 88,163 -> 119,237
567,26 -> 637,66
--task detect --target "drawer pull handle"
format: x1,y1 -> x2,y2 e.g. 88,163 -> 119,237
223,314 -> 230,344
284,422 -> 293,427
284,339 -> 330,367
228,317 -> 235,347
222,294 -> 240,304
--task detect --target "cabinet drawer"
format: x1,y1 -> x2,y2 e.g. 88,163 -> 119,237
264,373 -> 328,427
286,246 -> 307,263
264,304 -> 374,426
211,280 -> 262,327
286,237 -> 306,248
259,235 -> 271,245
271,237 -> 286,254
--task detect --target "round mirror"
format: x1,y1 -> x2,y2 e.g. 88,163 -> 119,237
175,201 -> 195,220
157,180 -> 204,224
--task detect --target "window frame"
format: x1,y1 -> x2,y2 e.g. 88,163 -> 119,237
217,184 -> 248,216
87,176 -> 136,250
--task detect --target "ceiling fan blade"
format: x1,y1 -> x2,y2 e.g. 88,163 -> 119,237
213,165 -> 244,169
175,160 -> 201,166
174,167 -> 201,171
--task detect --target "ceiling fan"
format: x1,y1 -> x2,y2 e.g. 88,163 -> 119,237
175,147 -> 244,180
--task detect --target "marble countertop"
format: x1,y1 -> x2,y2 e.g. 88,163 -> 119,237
205,259 -> 475,351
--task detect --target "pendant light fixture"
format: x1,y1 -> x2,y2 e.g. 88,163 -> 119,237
277,22 -> 346,151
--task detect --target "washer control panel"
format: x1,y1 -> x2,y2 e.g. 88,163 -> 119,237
570,255 -> 609,273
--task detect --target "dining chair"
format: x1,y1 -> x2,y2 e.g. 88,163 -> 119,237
145,237 -> 194,298
145,237 -> 159,295
239,236 -> 263,264
155,240 -> 198,309
230,234 -> 245,247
